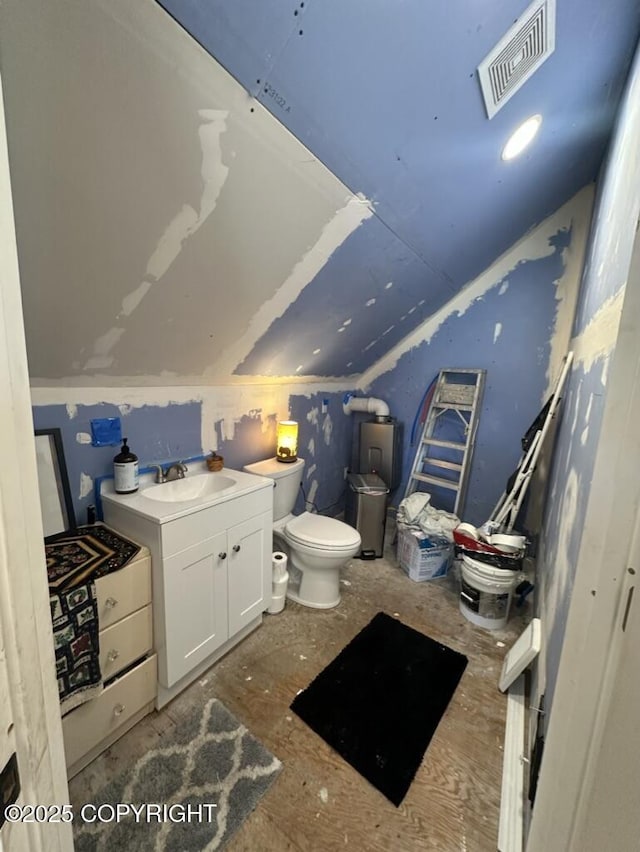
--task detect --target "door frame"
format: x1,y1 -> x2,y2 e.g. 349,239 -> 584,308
0,69 -> 71,850
526,220 -> 640,849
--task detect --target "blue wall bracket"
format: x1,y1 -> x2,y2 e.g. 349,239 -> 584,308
90,417 -> 122,447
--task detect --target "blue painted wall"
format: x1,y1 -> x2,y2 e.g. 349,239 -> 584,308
535,42 -> 640,718
32,402 -> 203,525
31,214 -> 579,533
366,229 -> 570,526
289,392 -> 354,515
32,389 -> 353,526
538,359 -> 606,712
234,216 -> 455,378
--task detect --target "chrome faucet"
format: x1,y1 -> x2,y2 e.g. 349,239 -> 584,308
151,462 -> 188,484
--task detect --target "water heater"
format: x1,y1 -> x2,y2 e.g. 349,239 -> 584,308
359,417 -> 402,492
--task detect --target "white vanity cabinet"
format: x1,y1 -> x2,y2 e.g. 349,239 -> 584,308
102,474 -> 273,708
163,531 -> 229,684
162,511 -> 269,686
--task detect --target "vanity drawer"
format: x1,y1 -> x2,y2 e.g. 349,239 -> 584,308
62,654 -> 157,770
99,604 -> 153,681
95,549 -> 151,629
161,487 -> 272,557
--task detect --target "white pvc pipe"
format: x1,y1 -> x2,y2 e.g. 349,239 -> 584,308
342,393 -> 390,417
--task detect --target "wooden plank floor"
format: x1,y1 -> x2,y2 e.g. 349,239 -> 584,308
69,522 -> 529,850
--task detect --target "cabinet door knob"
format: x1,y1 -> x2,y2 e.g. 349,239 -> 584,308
233,544 -> 241,553
105,597 -> 118,609
219,552 -> 227,560
114,703 -> 125,717
107,649 -> 120,663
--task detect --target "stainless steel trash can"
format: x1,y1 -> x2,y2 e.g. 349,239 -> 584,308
345,473 -> 389,558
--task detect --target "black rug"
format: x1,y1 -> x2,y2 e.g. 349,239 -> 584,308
291,611 -> 468,806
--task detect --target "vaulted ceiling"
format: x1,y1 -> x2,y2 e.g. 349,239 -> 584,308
2,0 -> 639,384
158,0 -> 639,380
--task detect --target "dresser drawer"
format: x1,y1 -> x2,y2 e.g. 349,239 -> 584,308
99,605 -> 153,681
62,654 -> 157,769
95,549 -> 151,629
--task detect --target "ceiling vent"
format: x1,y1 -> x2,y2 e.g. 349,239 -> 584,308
478,0 -> 556,119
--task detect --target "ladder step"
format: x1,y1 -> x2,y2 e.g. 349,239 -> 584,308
423,438 -> 467,450
433,402 -> 474,412
424,458 -> 464,473
436,384 -> 477,406
411,473 -> 461,491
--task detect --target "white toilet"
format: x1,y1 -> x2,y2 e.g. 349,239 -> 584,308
243,457 -> 361,609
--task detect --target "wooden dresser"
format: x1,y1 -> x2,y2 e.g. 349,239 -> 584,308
61,545 -> 157,778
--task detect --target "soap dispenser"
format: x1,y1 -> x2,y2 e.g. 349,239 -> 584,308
113,438 -> 139,494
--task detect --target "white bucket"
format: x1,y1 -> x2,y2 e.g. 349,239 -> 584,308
459,553 -> 520,630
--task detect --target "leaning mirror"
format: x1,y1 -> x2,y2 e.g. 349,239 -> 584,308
34,428 -> 76,540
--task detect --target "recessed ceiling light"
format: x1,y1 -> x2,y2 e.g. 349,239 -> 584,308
502,114 -> 542,160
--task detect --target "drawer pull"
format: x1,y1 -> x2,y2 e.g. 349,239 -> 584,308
105,597 -> 118,609
219,552 -> 227,560
107,649 -> 120,663
233,544 -> 241,553
114,703 -> 125,717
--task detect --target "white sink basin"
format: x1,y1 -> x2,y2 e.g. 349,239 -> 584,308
141,473 -> 236,503
101,465 -> 272,523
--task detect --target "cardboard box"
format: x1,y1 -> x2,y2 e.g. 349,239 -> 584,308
398,528 -> 453,582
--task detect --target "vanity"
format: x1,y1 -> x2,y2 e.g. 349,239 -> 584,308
101,466 -> 273,708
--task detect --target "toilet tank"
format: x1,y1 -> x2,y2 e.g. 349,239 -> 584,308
243,457 -> 305,521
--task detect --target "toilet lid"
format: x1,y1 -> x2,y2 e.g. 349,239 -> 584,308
285,512 -> 361,550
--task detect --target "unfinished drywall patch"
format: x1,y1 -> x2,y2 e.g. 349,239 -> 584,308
120,282 -> 153,318
3,0 -> 378,385
84,328 -> 125,371
123,108 -> 229,300
533,286 -> 626,714
213,412 -> 278,470
361,189 -> 591,390
543,185 -> 594,395
289,392 -> 353,516
226,195 -> 374,378
85,107 -> 231,371
571,288 -> 626,375
31,382 -> 355,521
160,0 -> 639,312
572,71 -> 640,334
234,211 -> 455,378
537,356 -> 609,713
364,219 -> 578,525
79,473 -> 93,500
524,187 -> 594,535
580,394 -> 593,446
531,46 -> 640,746
199,383 -> 333,461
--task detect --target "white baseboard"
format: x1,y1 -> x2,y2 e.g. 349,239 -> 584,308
498,673 -> 526,852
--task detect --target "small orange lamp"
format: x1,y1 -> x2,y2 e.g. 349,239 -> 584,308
276,420 -> 298,463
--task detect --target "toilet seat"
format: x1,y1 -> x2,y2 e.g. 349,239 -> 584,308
285,512 -> 360,552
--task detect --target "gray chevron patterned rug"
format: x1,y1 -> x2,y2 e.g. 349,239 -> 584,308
72,698 -> 281,851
